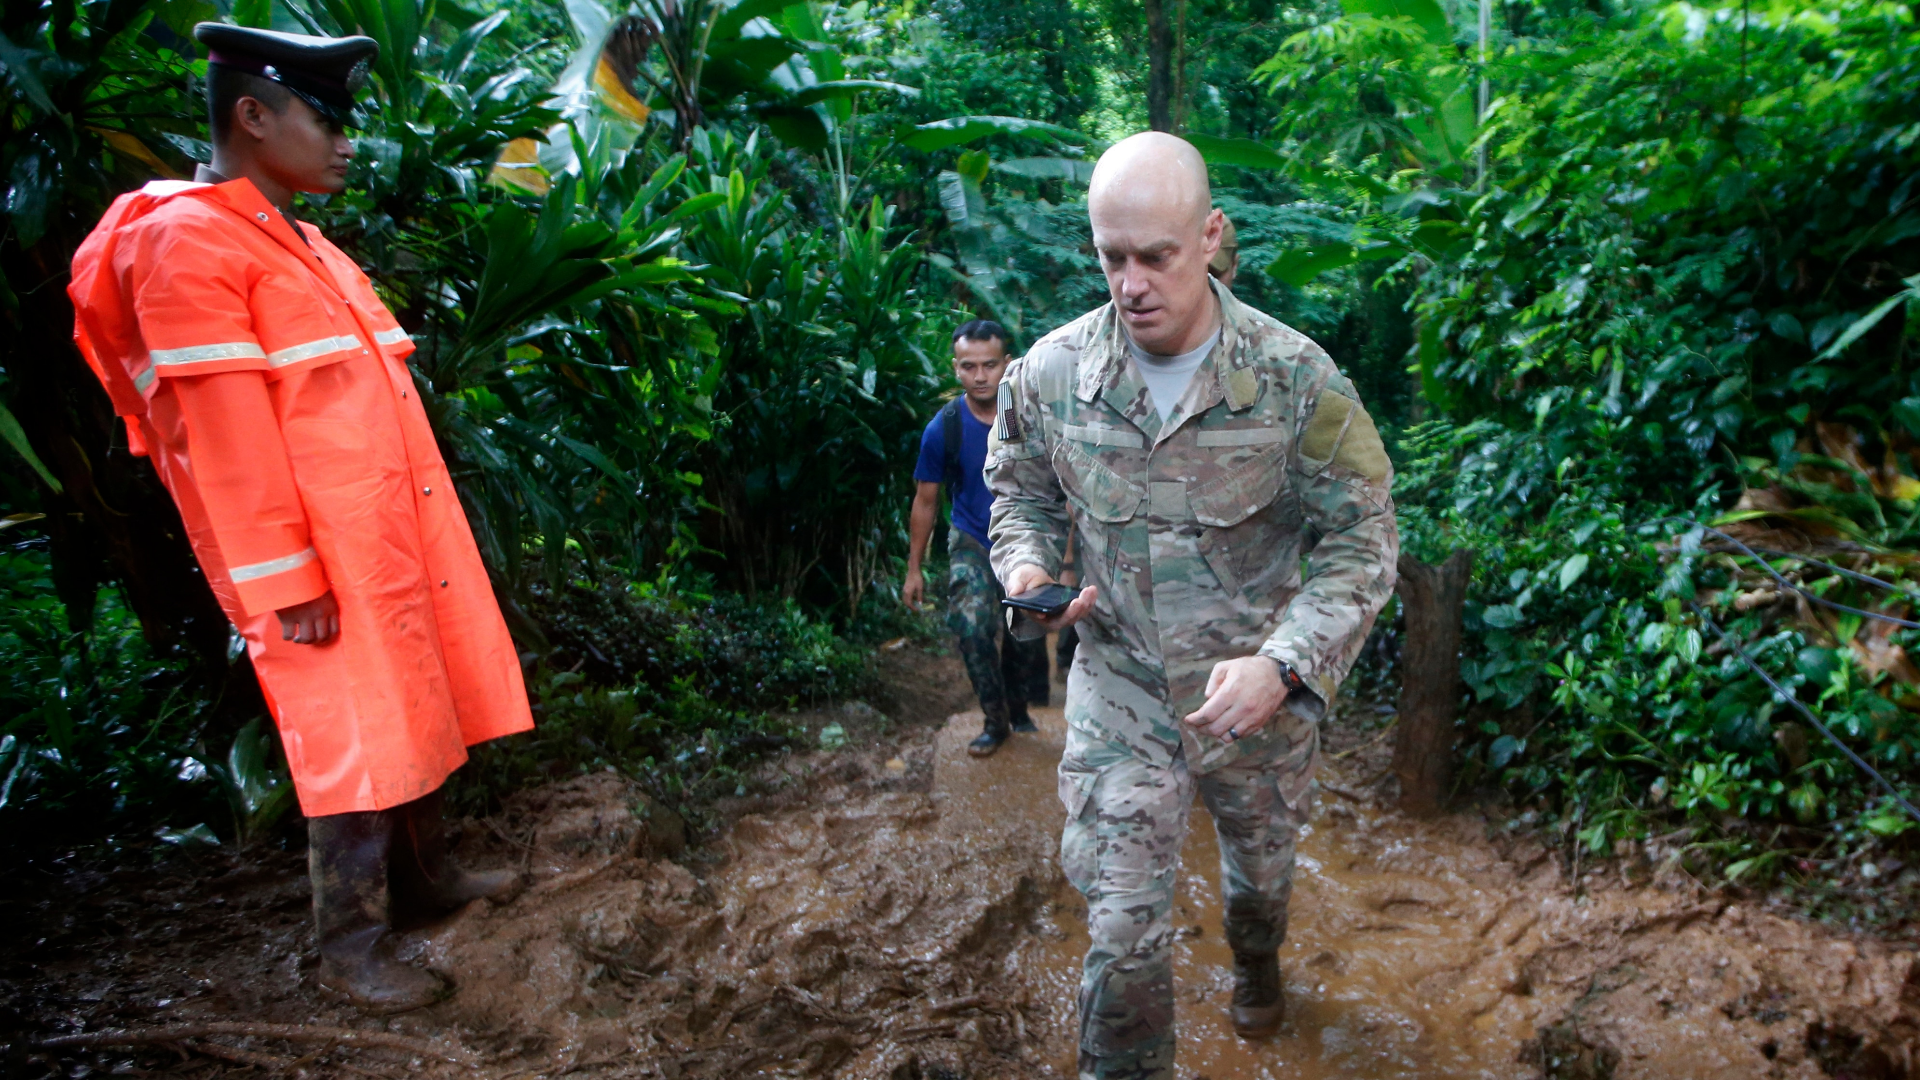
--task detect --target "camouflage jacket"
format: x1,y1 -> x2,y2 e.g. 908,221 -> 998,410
985,280 -> 1399,778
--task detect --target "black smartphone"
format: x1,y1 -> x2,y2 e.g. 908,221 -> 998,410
1001,583 -> 1080,618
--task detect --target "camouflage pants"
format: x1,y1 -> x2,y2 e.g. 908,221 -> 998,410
948,530 -> 1050,728
1057,721 -> 1307,1080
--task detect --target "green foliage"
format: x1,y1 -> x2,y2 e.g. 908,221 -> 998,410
47,0 -> 1920,890
1263,0 -> 1920,879
0,540 -> 225,849
448,577 -> 875,817
0,0 -> 1002,851
0,0 -> 200,249
208,716 -> 297,846
925,0 -> 1097,126
676,127 -> 962,605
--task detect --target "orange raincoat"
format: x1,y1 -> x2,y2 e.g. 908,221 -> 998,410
69,177 -> 533,817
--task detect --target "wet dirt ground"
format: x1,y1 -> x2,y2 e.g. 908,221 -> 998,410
10,644 -> 1920,1078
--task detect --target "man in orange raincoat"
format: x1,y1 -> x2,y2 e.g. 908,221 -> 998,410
68,24 -> 534,1012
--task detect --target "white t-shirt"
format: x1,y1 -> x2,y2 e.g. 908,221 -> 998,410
1127,327 -> 1221,423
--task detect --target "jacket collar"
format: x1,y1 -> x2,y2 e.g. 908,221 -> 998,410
191,172 -> 342,293
1075,277 -> 1260,440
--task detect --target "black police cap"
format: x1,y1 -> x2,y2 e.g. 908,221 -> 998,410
193,24 -> 379,126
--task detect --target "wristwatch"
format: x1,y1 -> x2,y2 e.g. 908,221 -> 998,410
1273,658 -> 1307,694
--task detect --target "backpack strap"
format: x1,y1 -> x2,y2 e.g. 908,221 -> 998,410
941,397 -> 964,493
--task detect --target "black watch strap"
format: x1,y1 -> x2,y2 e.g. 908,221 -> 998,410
1275,660 -> 1307,693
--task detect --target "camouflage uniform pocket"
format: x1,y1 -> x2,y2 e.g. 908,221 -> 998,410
1188,444 -> 1285,527
1054,437 -> 1145,523
1189,445 -> 1293,596
1058,755 -> 1098,822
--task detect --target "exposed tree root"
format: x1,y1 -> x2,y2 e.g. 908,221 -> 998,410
34,1022 -> 476,1067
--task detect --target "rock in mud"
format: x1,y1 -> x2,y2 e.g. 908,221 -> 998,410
1520,1022 -> 1623,1079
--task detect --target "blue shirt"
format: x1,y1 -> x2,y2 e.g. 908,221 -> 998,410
914,400 -> 994,550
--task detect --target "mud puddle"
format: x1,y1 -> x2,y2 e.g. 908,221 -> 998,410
425,702 -> 1920,1078
956,703 -> 1920,1079
14,646 -> 1920,1078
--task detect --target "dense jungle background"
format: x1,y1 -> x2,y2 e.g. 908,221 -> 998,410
2,0 -> 1918,922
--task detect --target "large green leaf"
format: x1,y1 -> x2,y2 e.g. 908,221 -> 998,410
209,718 -> 295,846
309,0 -> 425,114
703,37 -> 805,96
759,105 -> 829,151
788,79 -> 918,106
0,402 -> 60,493
992,157 -> 1096,183
232,0 -> 274,28
1185,133 -> 1290,170
709,0 -> 805,43
902,115 -> 1084,154
1816,274 -> 1920,361
1341,0 -> 1451,42
1267,243 -> 1404,287
0,31 -> 57,115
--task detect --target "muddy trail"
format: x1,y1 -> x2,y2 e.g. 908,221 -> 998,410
11,645 -> 1920,1079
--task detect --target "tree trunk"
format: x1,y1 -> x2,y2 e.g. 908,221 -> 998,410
1391,549 -> 1473,817
1145,0 -> 1175,132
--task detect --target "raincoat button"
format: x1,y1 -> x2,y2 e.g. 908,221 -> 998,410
400,390 -> 407,398
256,212 -> 270,221
423,486 -> 432,495
440,580 -> 449,588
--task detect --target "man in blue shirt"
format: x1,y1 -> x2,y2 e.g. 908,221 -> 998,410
904,320 -> 1050,756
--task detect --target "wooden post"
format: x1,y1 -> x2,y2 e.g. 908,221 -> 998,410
1392,549 -> 1474,817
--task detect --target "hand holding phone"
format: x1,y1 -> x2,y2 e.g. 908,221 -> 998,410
1002,566 -> 1100,633
1002,583 -> 1081,618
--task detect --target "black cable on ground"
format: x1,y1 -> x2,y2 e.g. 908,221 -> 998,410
1750,547 -> 1909,595
1659,516 -> 1920,629
1690,603 -> 1920,825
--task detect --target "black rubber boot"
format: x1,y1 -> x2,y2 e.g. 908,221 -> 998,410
309,810 -> 446,1013
1009,701 -> 1039,734
1230,948 -> 1285,1039
389,788 -> 522,925
968,707 -> 1012,757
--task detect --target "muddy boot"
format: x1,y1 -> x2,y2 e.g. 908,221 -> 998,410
1080,1037 -> 1175,1080
1010,701 -> 1039,734
1229,948 -> 1285,1039
968,708 -> 1012,757
310,810 -> 446,1013
390,788 -> 522,925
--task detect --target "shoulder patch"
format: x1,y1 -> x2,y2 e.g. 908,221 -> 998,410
1225,366 -> 1259,410
1299,390 -> 1355,462
1335,402 -> 1391,481
1299,390 -> 1392,482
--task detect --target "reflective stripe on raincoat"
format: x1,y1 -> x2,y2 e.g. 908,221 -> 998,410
69,177 -> 533,817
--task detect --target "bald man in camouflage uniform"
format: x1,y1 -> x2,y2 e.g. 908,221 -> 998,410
987,133 -> 1397,1078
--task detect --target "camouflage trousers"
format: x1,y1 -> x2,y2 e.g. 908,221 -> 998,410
1057,720 -> 1308,1080
947,530 -> 1050,729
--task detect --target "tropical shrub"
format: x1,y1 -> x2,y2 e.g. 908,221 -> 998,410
1253,0 -> 1920,878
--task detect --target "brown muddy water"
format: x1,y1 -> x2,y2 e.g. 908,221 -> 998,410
417,702 -> 1920,1078
933,707 -> 1920,1080
12,647 -> 1920,1078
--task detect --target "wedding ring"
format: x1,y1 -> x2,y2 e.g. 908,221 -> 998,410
1225,728 -> 1239,741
